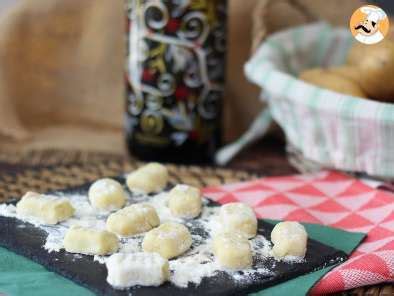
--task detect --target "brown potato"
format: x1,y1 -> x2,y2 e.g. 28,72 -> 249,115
299,68 -> 367,98
327,65 -> 360,82
346,40 -> 394,101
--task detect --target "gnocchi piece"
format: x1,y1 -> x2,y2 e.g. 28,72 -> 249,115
142,222 -> 192,259
16,191 -> 74,225
64,226 -> 119,255
168,184 -> 202,218
219,202 -> 257,238
126,163 -> 168,193
212,232 -> 252,269
106,203 -> 160,236
88,178 -> 126,211
271,221 -> 308,258
106,252 -> 169,289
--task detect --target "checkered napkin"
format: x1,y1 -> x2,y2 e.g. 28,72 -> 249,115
203,171 -> 394,294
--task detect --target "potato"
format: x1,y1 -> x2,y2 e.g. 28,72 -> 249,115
346,40 -> 394,101
299,68 -> 367,98
327,65 -> 359,82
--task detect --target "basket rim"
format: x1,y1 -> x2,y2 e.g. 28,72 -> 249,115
245,22 -> 394,120
244,22 -> 394,178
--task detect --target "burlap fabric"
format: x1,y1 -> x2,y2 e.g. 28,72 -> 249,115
251,0 -> 366,52
0,0 -> 377,155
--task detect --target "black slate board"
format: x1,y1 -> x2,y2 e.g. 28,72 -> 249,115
0,179 -> 347,296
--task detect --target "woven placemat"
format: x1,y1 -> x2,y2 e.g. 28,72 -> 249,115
0,151 -> 256,203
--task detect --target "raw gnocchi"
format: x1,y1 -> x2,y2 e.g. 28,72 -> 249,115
271,221 -> 308,258
106,203 -> 160,236
16,192 -> 74,225
219,202 -> 257,238
142,222 -> 192,259
126,163 -> 168,193
106,252 -> 169,289
168,184 -> 202,218
212,232 -> 252,269
88,178 -> 126,211
63,226 -> 119,255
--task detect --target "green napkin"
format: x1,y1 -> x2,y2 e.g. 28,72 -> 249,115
0,250 -> 93,296
0,221 -> 365,296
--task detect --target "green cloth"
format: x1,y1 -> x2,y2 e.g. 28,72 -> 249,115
0,249 -> 93,296
0,221 -> 365,296
252,220 -> 366,296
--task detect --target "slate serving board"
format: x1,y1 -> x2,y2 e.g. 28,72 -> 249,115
0,179 -> 347,296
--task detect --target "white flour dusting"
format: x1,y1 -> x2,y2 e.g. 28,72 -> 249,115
0,204 -> 16,218
0,189 -> 289,289
276,254 -> 305,263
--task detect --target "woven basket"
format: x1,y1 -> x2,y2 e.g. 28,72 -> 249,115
251,0 -> 364,52
247,0 -> 394,179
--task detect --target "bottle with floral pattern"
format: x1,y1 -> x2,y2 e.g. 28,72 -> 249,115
125,0 -> 227,163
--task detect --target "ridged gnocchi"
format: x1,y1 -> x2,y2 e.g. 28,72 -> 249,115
106,252 -> 169,289
88,178 -> 126,211
212,232 -> 252,269
168,184 -> 202,218
63,226 -> 119,255
126,163 -> 169,193
106,203 -> 160,236
16,192 -> 74,225
219,202 -> 257,238
142,222 -> 192,259
271,221 -> 308,258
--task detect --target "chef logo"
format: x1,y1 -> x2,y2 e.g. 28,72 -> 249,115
350,5 -> 389,45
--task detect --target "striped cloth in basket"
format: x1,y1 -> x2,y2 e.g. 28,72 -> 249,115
245,22 -> 394,179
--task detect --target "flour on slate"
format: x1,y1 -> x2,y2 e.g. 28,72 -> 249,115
0,188 -> 291,288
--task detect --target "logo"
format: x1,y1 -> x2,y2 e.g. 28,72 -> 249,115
350,5 -> 389,45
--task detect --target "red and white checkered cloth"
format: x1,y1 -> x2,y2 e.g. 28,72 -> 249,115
203,171 -> 394,294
